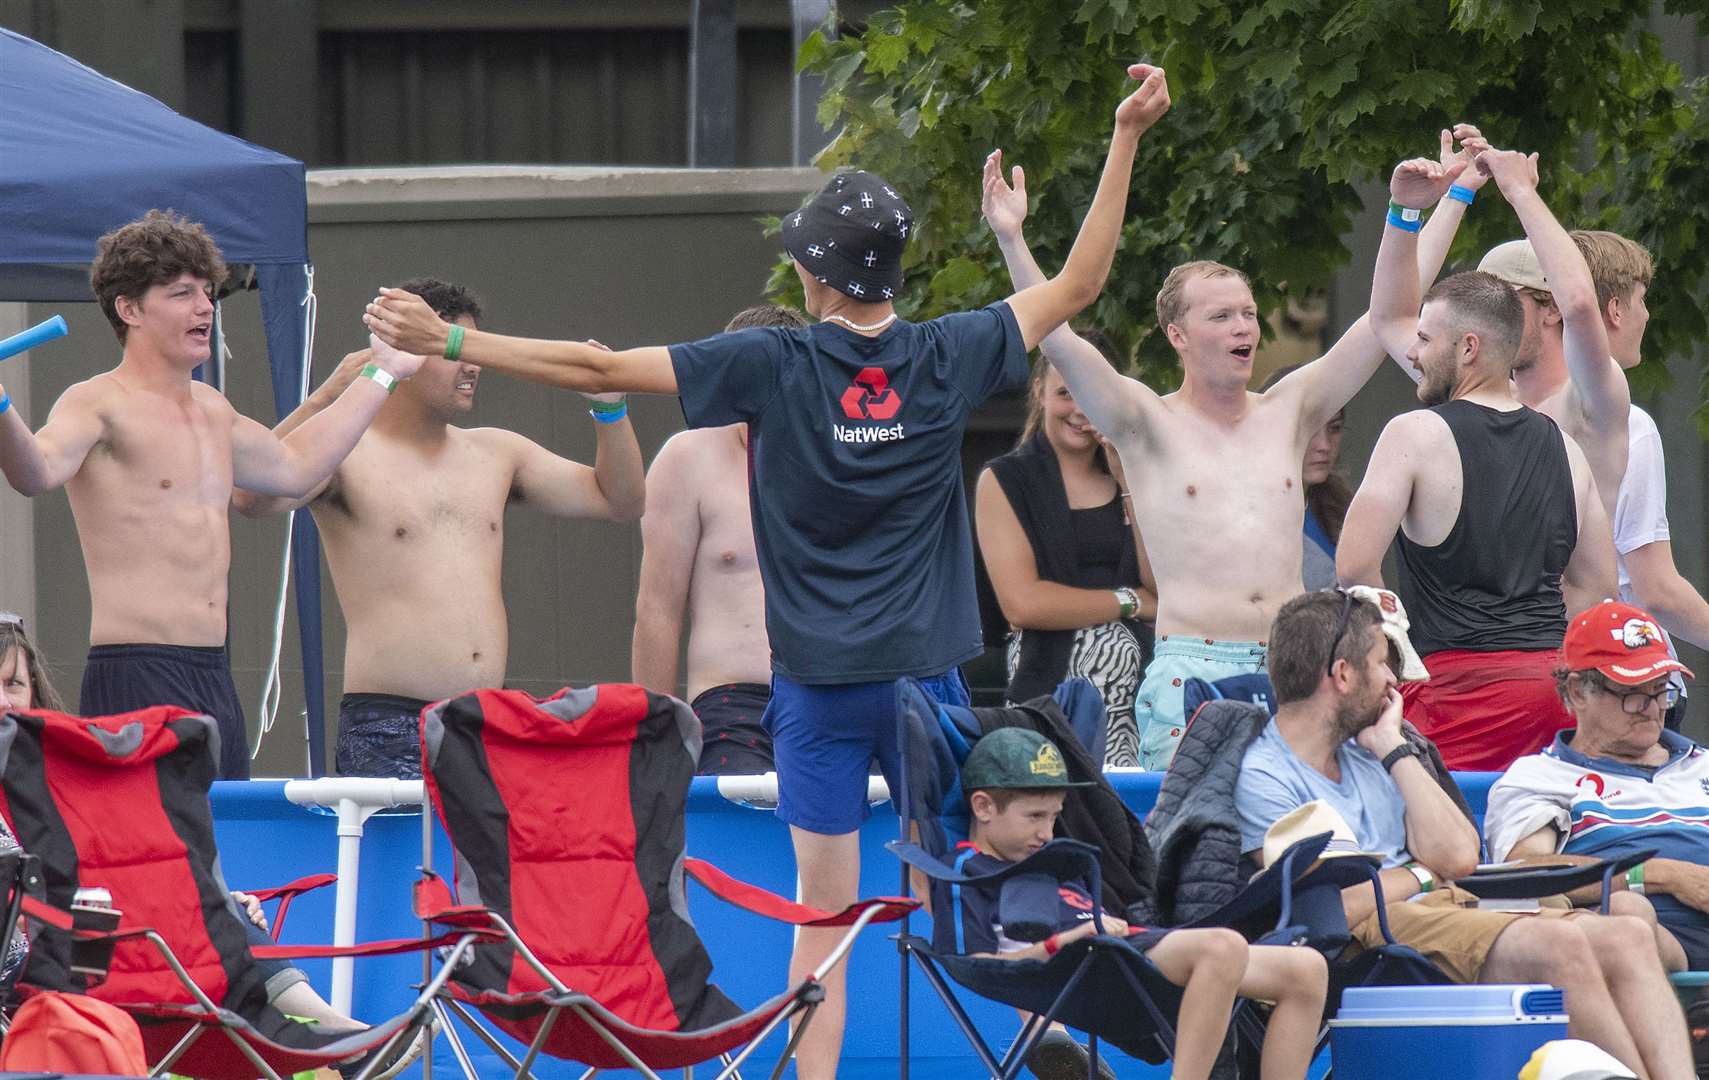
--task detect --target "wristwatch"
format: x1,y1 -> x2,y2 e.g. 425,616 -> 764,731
1380,742 -> 1421,774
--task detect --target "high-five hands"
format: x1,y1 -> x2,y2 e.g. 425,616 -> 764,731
1113,63 -> 1171,136
1390,156 -> 1467,211
981,149 -> 1029,242
1473,147 -> 1542,197
1440,123 -> 1492,194
365,289 -> 449,357
368,331 -> 427,380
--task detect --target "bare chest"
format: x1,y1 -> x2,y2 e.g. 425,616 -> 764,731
1134,413 -> 1303,521
694,459 -> 759,579
328,441 -> 511,546
83,393 -> 232,504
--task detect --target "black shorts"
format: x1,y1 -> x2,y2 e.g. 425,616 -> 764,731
336,693 -> 433,779
690,682 -> 774,776
80,644 -> 249,780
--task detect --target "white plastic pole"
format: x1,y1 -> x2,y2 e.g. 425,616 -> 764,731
283,778 -> 425,1015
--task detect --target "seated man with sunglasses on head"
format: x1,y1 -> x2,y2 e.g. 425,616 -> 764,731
1486,600 -> 1706,973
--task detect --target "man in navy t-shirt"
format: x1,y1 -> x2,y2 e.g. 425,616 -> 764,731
366,63 -> 1172,1078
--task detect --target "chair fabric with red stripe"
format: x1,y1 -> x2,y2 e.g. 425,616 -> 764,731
419,684 -> 915,1079
0,706 -> 479,1080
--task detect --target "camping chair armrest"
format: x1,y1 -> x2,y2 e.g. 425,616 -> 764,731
252,927 -> 491,961
887,838 -> 1118,934
240,872 -> 337,942
682,858 -> 916,927
1456,850 -> 1656,913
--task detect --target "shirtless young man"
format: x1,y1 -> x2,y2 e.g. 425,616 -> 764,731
0,211 -> 421,779
630,304 -> 806,776
235,278 -> 645,778
982,134 -> 1476,770
366,63 -> 1171,1080
1339,149 -> 1616,772
1477,220 -> 1628,523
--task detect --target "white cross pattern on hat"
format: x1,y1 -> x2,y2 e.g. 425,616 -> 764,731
864,251 -> 877,267
882,286 -> 894,299
899,223 -> 909,237
840,205 -> 852,216
807,244 -> 825,258
882,186 -> 898,200
894,209 -> 906,225
860,192 -> 874,208
848,282 -> 865,296
792,213 -> 802,227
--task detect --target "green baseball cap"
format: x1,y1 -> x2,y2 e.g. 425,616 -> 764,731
960,728 -> 1095,793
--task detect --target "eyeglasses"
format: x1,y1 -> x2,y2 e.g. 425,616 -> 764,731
1325,588 -> 1355,677
1605,683 -> 1681,716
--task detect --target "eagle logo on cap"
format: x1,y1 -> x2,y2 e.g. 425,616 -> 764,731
1612,617 -> 1661,649
1028,743 -> 1068,779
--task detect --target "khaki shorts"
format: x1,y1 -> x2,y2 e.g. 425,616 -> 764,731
1346,884 -> 1581,984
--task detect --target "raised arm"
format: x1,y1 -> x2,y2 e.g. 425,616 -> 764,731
230,335 -> 422,498
0,379 -> 106,496
1559,434 -> 1616,616
982,151 -> 1159,442
505,407 -> 646,522
631,435 -> 702,694
1003,64 -> 1170,353
1369,157 -> 1468,370
1336,412 -> 1431,587
1479,148 -> 1627,432
365,296 -> 677,395
232,347 -> 372,516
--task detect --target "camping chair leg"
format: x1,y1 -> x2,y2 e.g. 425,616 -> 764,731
907,951 -> 1009,1079
149,1023 -> 208,1076
568,1002 -> 667,1080
444,998 -> 530,1076
714,984 -> 822,1080
1112,948 -> 1178,1057
996,1012 -> 1048,1080
512,1005 -> 563,1080
899,855 -> 911,1080
763,998 -> 819,1080
1086,1034 -> 1099,1080
431,999 -> 483,1080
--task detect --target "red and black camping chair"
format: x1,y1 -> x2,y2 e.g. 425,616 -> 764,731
415,684 -> 918,1080
0,705 -> 491,1079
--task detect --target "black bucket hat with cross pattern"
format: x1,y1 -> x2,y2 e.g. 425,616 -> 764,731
781,170 -> 913,303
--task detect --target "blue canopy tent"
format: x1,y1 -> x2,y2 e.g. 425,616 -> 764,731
0,28 -> 329,775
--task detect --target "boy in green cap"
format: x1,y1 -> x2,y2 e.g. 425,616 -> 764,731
952,727 -> 1327,1080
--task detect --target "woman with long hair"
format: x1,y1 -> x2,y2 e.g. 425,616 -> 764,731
1261,364 -> 1351,590
976,345 -> 1156,767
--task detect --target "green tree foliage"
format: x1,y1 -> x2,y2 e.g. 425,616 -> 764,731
770,0 -> 1709,412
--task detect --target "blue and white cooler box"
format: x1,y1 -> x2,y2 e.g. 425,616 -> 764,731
1329,985 -> 1568,1080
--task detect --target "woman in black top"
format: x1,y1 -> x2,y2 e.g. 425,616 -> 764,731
975,353 -> 1156,766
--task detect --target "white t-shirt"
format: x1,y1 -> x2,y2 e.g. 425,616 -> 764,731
1611,404 -> 1685,693
1614,404 -> 1669,601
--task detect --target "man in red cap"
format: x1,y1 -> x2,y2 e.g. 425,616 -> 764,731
1487,600 -> 1707,972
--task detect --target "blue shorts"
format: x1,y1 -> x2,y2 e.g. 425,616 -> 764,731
1134,636 -> 1267,770
764,670 -> 969,836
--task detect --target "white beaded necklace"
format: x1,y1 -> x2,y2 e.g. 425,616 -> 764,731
824,311 -> 898,334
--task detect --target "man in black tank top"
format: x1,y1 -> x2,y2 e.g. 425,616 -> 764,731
1337,148 -> 1615,772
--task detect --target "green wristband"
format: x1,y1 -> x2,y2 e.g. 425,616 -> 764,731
586,396 -> 628,414
443,323 -> 465,361
358,363 -> 398,393
1627,863 -> 1645,895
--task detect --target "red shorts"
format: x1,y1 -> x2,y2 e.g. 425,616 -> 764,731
1399,648 -> 1572,772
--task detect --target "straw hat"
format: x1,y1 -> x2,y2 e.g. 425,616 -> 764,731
1259,800 -> 1382,870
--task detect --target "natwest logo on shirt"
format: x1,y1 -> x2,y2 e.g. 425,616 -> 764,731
833,366 -> 906,444
840,367 -> 901,420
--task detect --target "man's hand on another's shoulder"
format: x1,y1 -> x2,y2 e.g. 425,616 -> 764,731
1474,147 -> 1541,199
1390,156 -> 1466,211
1355,688 -> 1408,759
368,332 -> 427,380
1113,63 -> 1170,136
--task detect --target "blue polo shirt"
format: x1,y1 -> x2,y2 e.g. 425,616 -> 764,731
669,303 -> 1027,684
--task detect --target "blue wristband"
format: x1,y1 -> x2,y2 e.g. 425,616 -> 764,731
589,403 -> 628,425
0,393 -> 11,415
1447,184 -> 1476,206
1386,208 -> 1423,233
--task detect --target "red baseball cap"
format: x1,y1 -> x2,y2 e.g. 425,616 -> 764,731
1563,600 -> 1695,685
